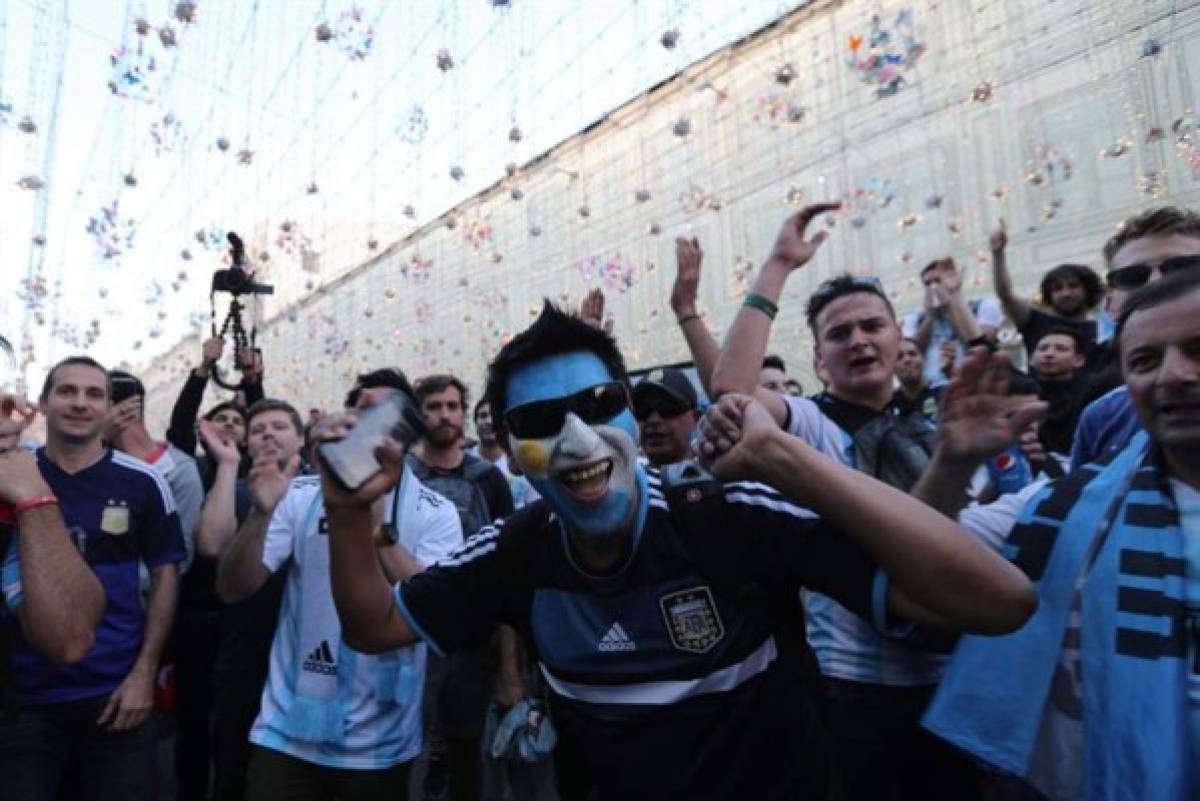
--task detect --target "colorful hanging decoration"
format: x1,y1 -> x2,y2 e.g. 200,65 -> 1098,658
671,116 -> 692,137
275,220 -> 313,257
319,7 -> 375,61
1174,111 -> 1200,174
846,9 -> 925,98
841,177 -> 898,227
774,64 -> 797,86
678,182 -> 711,214
108,44 -> 160,103
1024,144 -> 1074,187
752,92 -> 805,127
150,112 -> 185,155
174,2 -> 198,25
464,218 -> 494,249
401,253 -> 433,282
577,253 -> 636,294
436,48 -> 454,71
87,200 -> 138,260
397,105 -> 429,144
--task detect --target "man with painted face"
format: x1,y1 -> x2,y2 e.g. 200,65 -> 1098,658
631,367 -> 701,467
321,302 -> 1036,801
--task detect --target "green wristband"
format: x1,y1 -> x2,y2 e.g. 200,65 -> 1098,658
742,292 -> 779,321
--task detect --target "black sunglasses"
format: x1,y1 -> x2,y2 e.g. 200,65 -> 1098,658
632,394 -> 690,422
1106,255 -> 1200,290
504,381 -> 628,439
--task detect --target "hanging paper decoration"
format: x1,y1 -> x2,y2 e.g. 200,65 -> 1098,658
464,219 -> 493,249
841,177 -> 899,227
660,29 -> 680,49
672,116 -> 692,137
321,7 -> 375,61
108,44 -> 160,103
236,148 -> 254,165
174,2 -> 199,24
1100,138 -> 1132,159
436,48 -> 454,72
315,22 -> 334,42
159,26 -> 178,48
635,188 -> 651,203
401,253 -> 433,282
195,225 -> 225,251
402,204 -> 417,219
215,136 -> 231,152
0,99 -> 14,127
150,112 -> 185,155
124,172 -> 138,187
1173,112 -> 1200,174
17,115 -> 37,134
449,165 -> 465,181
577,254 -> 636,294
275,220 -> 313,257
1024,144 -> 1073,186
753,92 -> 805,127
397,105 -> 429,144
774,64 -> 797,86
970,80 -> 995,103
678,183 -> 710,214
846,9 -> 926,98
1142,38 -> 1163,58
730,257 -> 755,297
17,175 -> 45,191
87,200 -> 137,260
508,125 -> 522,143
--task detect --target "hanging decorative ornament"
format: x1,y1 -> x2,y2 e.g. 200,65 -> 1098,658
108,44 -> 160,103
464,219 -> 494,249
1173,112 -> 1200,174
784,186 -> 805,206
86,200 -> 138,260
135,17 -> 151,35
315,22 -> 334,42
841,177 -> 898,226
275,220 -> 313,258
32,233 -> 46,246
150,111 -> 185,155
367,238 -> 379,250
753,93 -> 806,127
635,189 -> 652,203
578,205 -> 591,218
306,181 -> 320,194
445,216 -> 458,230
236,148 -> 254,165
449,165 -> 465,182
948,218 -> 963,235
528,224 -> 542,237
17,175 -> 45,190
990,184 -> 1010,200
730,257 -> 755,297
672,116 -> 692,137
174,2 -> 198,24
436,48 -> 454,72
647,222 -> 662,235
505,162 -> 519,177
774,63 -> 797,86
158,26 -> 178,48
678,182 -> 710,214
123,172 -> 138,187
1137,170 -> 1168,197
397,105 -> 428,144
195,225 -> 225,250
0,99 -> 13,127
1100,138 -> 1132,159
402,204 -> 417,219
181,248 -> 193,260
924,194 -> 944,209
510,187 -> 524,200
1145,126 -> 1165,144
215,136 -> 230,151
401,253 -> 433,282
660,29 -> 680,49
970,80 -> 995,103
1141,37 -> 1163,58
17,115 -> 37,134
846,8 -> 926,98
508,125 -> 522,143
897,213 -> 921,229
328,7 -> 375,61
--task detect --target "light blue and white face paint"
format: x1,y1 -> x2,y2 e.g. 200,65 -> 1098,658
504,352 -> 643,540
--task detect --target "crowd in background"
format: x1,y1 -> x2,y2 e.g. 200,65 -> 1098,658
2,200 -> 1199,801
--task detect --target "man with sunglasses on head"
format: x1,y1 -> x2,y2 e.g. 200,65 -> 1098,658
1071,206 -> 1200,470
631,368 -> 701,468
321,301 -> 1036,800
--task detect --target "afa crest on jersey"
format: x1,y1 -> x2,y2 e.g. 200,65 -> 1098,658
659,586 -> 724,654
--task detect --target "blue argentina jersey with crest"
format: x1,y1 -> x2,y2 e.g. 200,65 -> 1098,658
397,467 -> 887,799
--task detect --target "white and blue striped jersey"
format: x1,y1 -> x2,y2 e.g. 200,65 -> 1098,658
249,472 -> 462,770
782,394 -> 948,686
396,467 -> 893,798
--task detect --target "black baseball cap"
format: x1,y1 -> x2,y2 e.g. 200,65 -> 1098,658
631,367 -> 699,411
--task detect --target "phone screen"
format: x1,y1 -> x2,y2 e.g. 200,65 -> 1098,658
111,377 -> 140,404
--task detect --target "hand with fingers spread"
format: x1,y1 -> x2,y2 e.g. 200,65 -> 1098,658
935,348 -> 1048,466
310,411 -> 408,511
671,237 -> 703,318
107,396 -> 142,437
96,668 -> 154,732
248,450 -> 301,515
765,202 -> 840,270
198,418 -> 241,466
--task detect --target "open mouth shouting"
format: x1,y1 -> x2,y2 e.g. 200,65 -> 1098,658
556,458 -> 614,502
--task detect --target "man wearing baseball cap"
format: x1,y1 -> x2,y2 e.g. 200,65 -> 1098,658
631,368 -> 701,467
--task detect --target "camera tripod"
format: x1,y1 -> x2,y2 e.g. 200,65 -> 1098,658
210,293 -> 254,391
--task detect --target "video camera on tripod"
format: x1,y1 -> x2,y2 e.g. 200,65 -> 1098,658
210,232 -> 273,390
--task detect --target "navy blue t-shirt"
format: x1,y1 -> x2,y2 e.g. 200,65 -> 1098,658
398,468 -> 883,799
3,448 -> 185,705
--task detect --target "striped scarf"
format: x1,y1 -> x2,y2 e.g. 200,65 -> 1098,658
923,432 -> 1192,800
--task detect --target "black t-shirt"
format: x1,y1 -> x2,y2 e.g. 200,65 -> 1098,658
1018,308 -> 1097,361
398,468 -> 882,799
214,479 -> 287,676
407,453 -> 514,539
892,384 -> 943,421
1036,373 -> 1088,457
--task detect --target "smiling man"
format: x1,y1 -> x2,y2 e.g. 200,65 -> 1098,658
321,302 -> 1036,800
924,267 -> 1200,800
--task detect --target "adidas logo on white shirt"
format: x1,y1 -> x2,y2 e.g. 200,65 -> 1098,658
598,622 -> 636,652
302,640 -> 337,675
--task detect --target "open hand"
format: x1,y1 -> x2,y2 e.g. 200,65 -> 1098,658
198,418 -> 241,466
671,237 -> 702,317
766,202 -> 840,270
107,396 -> 142,437
935,349 -> 1047,466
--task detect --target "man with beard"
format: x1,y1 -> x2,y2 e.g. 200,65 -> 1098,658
631,368 -> 701,467
408,375 -> 514,801
320,302 -> 1037,800
990,222 -> 1103,362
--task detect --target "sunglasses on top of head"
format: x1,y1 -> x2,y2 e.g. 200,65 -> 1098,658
1106,254 -> 1200,290
504,381 -> 628,440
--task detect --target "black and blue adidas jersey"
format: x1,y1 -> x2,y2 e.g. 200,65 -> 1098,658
397,467 -> 884,799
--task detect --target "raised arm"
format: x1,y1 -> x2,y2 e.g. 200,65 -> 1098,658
670,237 -> 721,395
710,203 -> 839,425
989,222 -> 1029,327
194,420 -> 242,558
215,453 -> 298,602
700,396 -> 1037,634
167,336 -> 225,454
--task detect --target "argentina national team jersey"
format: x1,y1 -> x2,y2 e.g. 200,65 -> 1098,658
397,467 -> 890,798
2,448 -> 185,705
781,394 -> 949,686
249,472 -> 461,770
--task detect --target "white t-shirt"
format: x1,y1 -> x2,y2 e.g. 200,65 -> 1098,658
249,472 -> 462,769
902,296 -> 1004,383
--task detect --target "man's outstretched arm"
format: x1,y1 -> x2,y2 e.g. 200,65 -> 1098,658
700,396 -> 1037,634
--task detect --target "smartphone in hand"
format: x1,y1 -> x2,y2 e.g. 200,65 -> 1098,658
317,393 -> 427,490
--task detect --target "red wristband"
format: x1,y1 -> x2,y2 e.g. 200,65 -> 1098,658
13,495 -> 59,517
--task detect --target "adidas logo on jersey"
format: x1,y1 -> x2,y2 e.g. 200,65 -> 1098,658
598,622 -> 636,653
302,640 -> 337,675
